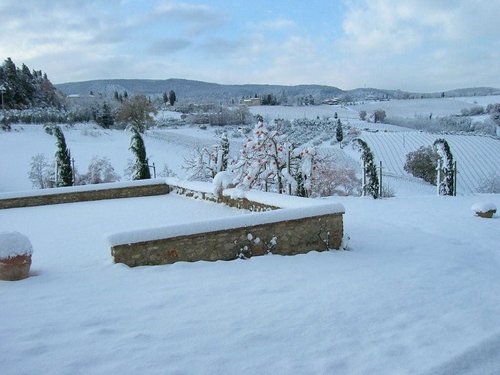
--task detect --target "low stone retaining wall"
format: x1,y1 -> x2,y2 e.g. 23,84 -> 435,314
0,181 -> 170,209
110,205 -> 344,267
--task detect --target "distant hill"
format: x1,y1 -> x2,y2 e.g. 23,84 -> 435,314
55,78 -> 500,104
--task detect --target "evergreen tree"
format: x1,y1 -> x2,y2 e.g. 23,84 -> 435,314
98,102 -> 114,129
433,138 -> 455,196
129,128 -> 151,180
168,90 -> 176,106
353,138 -> 379,198
336,119 -> 343,144
53,126 -> 73,187
220,131 -> 229,171
162,92 -> 168,104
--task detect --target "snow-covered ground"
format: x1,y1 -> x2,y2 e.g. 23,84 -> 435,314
1,193 -> 499,374
1,98 -> 500,373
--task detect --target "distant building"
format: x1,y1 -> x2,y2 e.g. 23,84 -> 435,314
322,98 -> 340,105
240,97 -> 262,106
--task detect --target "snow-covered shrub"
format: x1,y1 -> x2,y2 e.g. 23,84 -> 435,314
477,173 -> 500,193
486,103 -> 500,125
359,110 -> 367,121
312,159 -> 361,197
373,110 -> 386,123
461,106 -> 485,116
404,146 -> 439,185
157,164 -> 177,178
380,183 -> 395,198
183,133 -> 230,181
76,156 -> 120,185
28,153 -> 55,189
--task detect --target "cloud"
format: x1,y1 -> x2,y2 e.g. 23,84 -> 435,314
334,0 -> 500,90
149,38 -> 192,55
151,1 -> 227,36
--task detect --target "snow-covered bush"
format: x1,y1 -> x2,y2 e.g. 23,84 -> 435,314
373,110 -> 386,123
404,146 -> 439,185
312,159 -> 361,197
183,133 -> 230,181
477,173 -> 500,193
157,164 -> 177,178
76,156 -> 120,185
461,106 -> 485,116
28,153 -> 55,189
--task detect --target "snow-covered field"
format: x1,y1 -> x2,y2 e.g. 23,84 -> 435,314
1,192 -> 499,374
1,98 -> 500,373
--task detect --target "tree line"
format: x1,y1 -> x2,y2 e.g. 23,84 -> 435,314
0,58 -> 61,109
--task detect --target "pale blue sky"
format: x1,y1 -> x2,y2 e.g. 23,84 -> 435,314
1,0 -> 499,91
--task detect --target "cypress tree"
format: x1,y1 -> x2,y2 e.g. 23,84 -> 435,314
53,126 -> 73,187
129,128 -> 151,180
433,138 -> 454,196
168,90 -> 176,106
354,138 -> 379,198
336,119 -> 343,144
220,131 -> 229,171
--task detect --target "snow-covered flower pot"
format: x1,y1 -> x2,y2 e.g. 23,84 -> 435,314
471,202 -> 497,219
0,231 -> 33,281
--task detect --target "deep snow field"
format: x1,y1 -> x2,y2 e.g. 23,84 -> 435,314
1,97 -> 500,374
1,192 -> 499,374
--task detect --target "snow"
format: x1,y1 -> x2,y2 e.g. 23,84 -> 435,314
0,178 -> 167,200
1,194 -> 500,374
2,102 -> 500,373
0,231 -> 33,259
471,201 -> 497,213
108,202 -> 344,247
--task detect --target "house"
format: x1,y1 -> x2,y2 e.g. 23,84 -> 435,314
240,97 -> 262,106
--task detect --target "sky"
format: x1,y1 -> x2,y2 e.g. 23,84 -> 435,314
0,0 -> 499,92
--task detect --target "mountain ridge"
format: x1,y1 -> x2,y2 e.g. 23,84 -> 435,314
55,78 -> 500,103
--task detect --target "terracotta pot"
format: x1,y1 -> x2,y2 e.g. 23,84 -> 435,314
0,254 -> 32,281
476,209 -> 496,219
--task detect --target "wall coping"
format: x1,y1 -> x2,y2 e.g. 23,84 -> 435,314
108,203 -> 344,247
0,178 -> 168,200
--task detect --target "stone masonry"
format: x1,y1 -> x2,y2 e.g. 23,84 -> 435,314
0,183 -> 170,210
111,212 -> 344,267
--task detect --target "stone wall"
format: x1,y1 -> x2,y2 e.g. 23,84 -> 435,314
170,185 -> 278,211
0,183 -> 170,210
111,211 -> 344,267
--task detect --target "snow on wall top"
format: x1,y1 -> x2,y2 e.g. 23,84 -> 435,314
0,231 -> 33,258
0,179 -> 168,200
108,203 -> 345,247
164,177 -> 215,194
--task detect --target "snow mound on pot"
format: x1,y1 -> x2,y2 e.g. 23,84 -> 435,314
471,202 -> 497,214
0,231 -> 33,259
